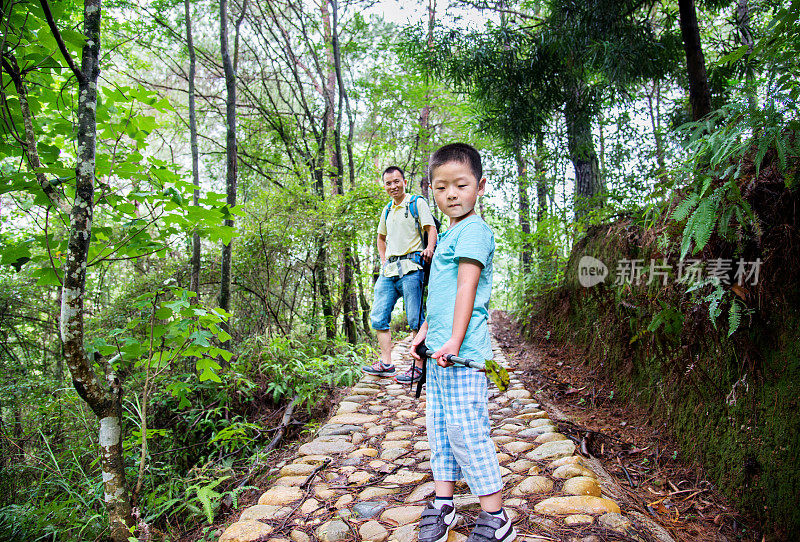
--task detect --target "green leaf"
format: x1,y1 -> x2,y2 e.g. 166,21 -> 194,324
0,240 -> 33,271
690,195 -> 719,255
728,301 -> 742,337
672,193 -> 699,222
32,266 -> 61,286
716,44 -> 749,66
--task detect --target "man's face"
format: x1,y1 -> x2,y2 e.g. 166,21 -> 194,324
382,170 -> 407,201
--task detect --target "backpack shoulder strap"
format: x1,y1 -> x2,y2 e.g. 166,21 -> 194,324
409,195 -> 424,243
383,201 -> 392,222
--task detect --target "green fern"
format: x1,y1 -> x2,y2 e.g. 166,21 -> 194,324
188,476 -> 229,525
231,485 -> 258,508
672,193 -> 699,222
728,300 -> 743,337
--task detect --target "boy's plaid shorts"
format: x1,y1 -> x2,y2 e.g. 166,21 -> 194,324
425,361 -> 503,496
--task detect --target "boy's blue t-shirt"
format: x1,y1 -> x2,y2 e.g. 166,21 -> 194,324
425,214 -> 495,362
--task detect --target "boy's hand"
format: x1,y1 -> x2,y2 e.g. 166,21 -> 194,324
420,246 -> 434,262
433,338 -> 461,367
409,323 -> 428,361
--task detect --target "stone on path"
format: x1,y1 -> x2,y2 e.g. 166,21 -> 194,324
504,441 -> 536,454
534,496 -> 621,515
549,455 -> 586,469
258,487 -> 303,506
534,432 -> 568,444
336,401 -> 361,413
350,447 -> 378,458
239,504 -> 290,521
298,439 -> 354,456
381,505 -> 425,526
328,413 -> 379,425
526,440 -> 576,460
564,514 -> 594,525
352,500 -> 389,518
599,512 -> 632,531
293,454 -> 331,465
386,430 -> 414,440
553,464 -> 596,479
511,475 -> 554,495
290,530 -> 310,542
508,459 -> 538,473
529,418 -> 554,428
360,520 -> 389,542
384,469 -> 430,485
280,463 -> 317,476
318,423 -> 361,436
406,481 -> 436,503
518,425 -> 556,438
359,487 -> 399,500
219,520 -> 273,542
380,447 -> 409,460
300,499 -> 320,515
350,386 -> 381,395
342,394 -> 371,402
315,520 -> 349,542
562,476 -> 602,496
388,524 -> 416,542
274,476 -> 308,486
381,439 -> 412,450
334,494 -> 353,508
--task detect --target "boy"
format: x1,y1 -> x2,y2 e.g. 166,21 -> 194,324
410,144 -> 515,542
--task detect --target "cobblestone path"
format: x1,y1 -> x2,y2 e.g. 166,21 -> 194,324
218,334 -> 670,542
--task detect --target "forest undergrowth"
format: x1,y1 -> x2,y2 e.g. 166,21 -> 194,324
516,134 -> 800,539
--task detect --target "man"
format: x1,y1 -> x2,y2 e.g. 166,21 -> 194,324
363,166 -> 437,384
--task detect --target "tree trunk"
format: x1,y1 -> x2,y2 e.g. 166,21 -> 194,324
512,144 -> 531,273
219,0 -> 238,339
678,0 -> 712,121
418,0 -> 436,199
330,0 -> 357,344
354,252 -> 371,335
186,0 -> 201,303
341,247 -> 357,344
647,80 -> 666,174
59,2 -> 134,539
315,242 -> 336,341
564,84 -> 603,221
321,0 -> 340,196
534,134 -> 547,225
735,0 -> 757,113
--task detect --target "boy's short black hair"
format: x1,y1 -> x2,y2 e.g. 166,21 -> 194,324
428,143 -> 482,183
382,166 -> 405,179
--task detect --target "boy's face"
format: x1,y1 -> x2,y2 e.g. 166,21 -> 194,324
382,170 -> 407,201
431,160 -> 486,224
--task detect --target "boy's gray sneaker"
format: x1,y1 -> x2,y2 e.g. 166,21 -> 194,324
466,510 -> 516,542
362,360 -> 395,376
418,502 -> 459,542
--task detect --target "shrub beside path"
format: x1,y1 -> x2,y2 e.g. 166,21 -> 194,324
218,333 -> 669,542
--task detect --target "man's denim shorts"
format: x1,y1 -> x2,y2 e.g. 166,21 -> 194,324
370,270 -> 424,331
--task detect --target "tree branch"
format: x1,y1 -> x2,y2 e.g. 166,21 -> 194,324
38,0 -> 85,83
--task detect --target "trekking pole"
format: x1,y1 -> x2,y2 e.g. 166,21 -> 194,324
413,343 -> 510,392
